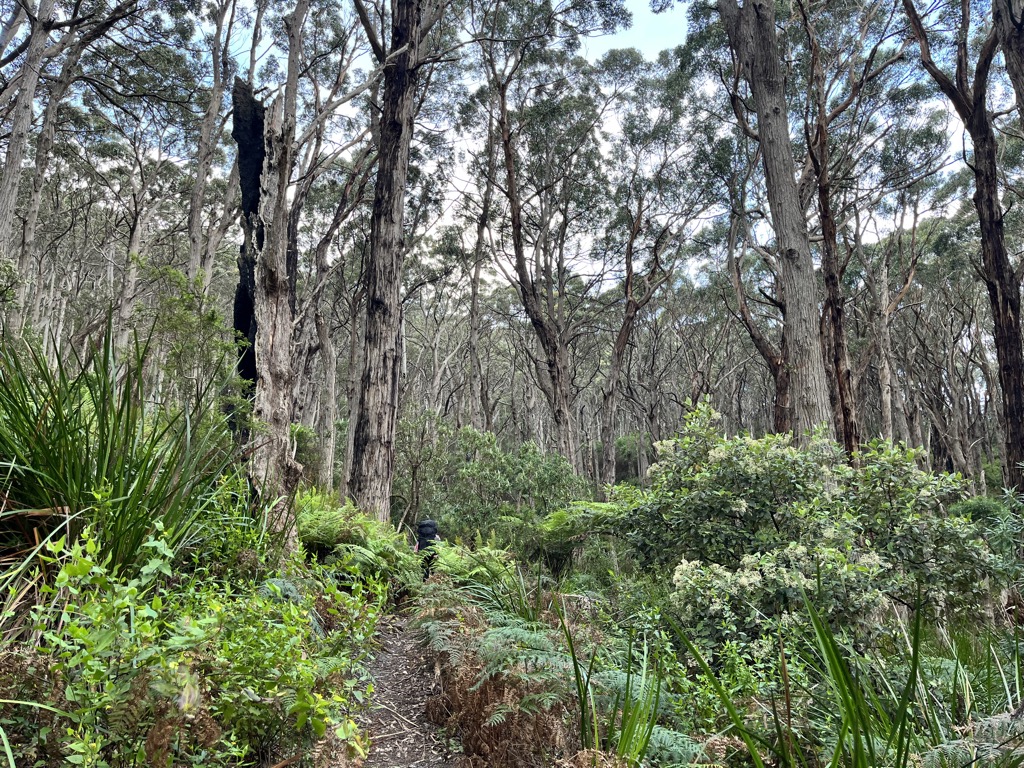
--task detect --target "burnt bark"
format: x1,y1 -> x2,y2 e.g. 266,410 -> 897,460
350,0 -> 425,522
248,1 -> 309,548
231,76 -> 264,398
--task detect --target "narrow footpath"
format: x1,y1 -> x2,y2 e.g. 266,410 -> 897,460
356,615 -> 455,768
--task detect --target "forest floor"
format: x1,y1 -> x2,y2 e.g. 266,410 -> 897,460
355,614 -> 456,768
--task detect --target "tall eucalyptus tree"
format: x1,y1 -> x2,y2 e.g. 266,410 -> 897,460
466,0 -> 628,470
903,0 -> 1024,488
715,0 -> 834,443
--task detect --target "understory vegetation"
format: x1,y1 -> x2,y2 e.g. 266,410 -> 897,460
403,403 -> 1024,768
0,340 -> 411,766
4,336 -> 1024,768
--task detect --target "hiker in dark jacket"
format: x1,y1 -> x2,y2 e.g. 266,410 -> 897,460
415,519 -> 440,580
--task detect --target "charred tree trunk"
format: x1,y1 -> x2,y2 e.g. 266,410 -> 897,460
231,77 -> 263,429
350,0 -> 425,522
248,1 -> 308,546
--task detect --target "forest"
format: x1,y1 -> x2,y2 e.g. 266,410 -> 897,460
4,0 -> 1024,766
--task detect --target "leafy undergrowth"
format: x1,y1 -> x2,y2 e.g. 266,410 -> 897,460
412,544 -> 700,768
5,336 -> 1024,768
0,523 -> 392,767
0,335 -> 423,768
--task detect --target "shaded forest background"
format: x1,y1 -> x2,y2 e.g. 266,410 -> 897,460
0,0 -> 1022,515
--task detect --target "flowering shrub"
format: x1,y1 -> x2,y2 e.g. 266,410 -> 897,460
617,403 -> 1008,646
671,543 -> 887,644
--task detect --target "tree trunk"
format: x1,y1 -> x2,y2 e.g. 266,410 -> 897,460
14,0 -> 139,334
315,309 -> 337,490
494,79 -> 581,469
0,0 -> 55,261
878,318 -> 895,442
468,127 -> 495,433
599,203 -> 668,492
813,131 -> 861,454
341,307 -> 363,498
350,0 -> 424,522
727,212 -> 792,434
117,204 -> 148,348
231,77 -> 264,435
773,332 -> 792,434
718,0 -> 834,443
973,122 -> 1024,489
599,335 -> 628,491
994,0 -> 1024,123
249,1 -> 308,547
550,342 -> 579,469
468,257 -> 485,431
188,0 -> 232,287
985,9 -> 1024,487
16,49 -> 77,334
904,1 -> 1024,487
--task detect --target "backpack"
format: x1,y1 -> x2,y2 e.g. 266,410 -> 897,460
416,519 -> 439,552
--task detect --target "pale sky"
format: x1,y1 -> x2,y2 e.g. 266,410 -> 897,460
584,0 -> 690,61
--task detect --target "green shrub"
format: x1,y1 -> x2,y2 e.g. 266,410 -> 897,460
678,604 -> 1024,768
608,403 -> 1006,647
1,527 -> 378,766
431,539 -> 517,587
290,423 -> 321,482
624,405 -> 838,569
950,496 -> 1012,524
537,501 -> 622,577
671,543 -> 886,645
951,496 -> 1022,563
182,471 -> 272,581
394,420 -> 588,550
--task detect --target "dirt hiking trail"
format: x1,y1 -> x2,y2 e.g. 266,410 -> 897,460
357,615 -> 455,768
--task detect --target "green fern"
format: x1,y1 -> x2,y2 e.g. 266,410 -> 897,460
646,726 -> 704,767
921,713 -> 1024,768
